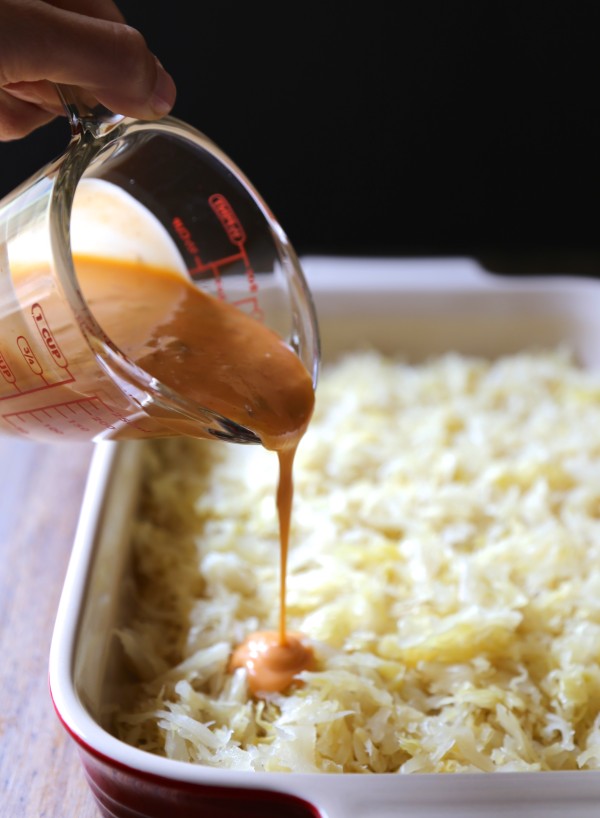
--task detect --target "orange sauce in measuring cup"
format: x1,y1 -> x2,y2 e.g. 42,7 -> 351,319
75,255 -> 316,695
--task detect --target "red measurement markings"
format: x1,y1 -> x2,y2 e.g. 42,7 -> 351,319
31,303 -> 69,368
172,193 -> 260,306
0,350 -> 17,388
208,193 -> 246,246
0,373 -> 75,400
3,396 -> 125,437
230,296 -> 264,322
17,336 -> 46,382
0,307 -> 75,400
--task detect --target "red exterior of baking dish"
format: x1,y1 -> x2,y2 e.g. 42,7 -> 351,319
54,716 -> 321,818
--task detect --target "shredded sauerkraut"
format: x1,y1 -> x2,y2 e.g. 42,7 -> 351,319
109,347 -> 600,773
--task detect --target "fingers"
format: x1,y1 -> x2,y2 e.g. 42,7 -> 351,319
0,0 -> 176,140
43,0 -> 126,24
0,87 -> 57,140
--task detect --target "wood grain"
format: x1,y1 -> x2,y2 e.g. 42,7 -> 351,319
0,437 -> 99,817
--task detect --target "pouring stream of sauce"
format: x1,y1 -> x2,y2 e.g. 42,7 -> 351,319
75,255 -> 316,695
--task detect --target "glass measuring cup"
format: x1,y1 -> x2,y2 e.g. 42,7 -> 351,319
0,87 -> 320,444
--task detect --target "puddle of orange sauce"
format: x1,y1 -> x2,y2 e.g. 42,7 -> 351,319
229,631 -> 314,695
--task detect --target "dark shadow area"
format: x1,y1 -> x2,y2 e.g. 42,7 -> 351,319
1,2 -> 598,275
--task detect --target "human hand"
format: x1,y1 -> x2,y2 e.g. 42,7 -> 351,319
0,0 -> 176,141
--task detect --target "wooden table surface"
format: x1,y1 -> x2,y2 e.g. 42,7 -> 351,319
0,437 -> 100,817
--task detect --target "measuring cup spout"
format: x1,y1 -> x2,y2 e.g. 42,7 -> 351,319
55,84 -> 124,139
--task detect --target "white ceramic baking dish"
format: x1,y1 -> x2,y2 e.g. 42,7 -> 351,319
50,258 -> 600,818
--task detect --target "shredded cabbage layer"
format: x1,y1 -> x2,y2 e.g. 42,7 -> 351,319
110,348 -> 600,773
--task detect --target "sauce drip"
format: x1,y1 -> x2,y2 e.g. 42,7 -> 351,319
229,631 -> 314,695
75,256 -> 316,695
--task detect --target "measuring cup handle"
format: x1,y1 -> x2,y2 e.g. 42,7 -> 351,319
55,84 -> 125,138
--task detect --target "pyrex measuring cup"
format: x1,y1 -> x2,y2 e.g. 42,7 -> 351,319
0,87 -> 319,444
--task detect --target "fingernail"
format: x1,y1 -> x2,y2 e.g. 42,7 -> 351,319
151,60 -> 176,116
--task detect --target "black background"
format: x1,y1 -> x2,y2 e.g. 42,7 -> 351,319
1,1 -> 599,275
